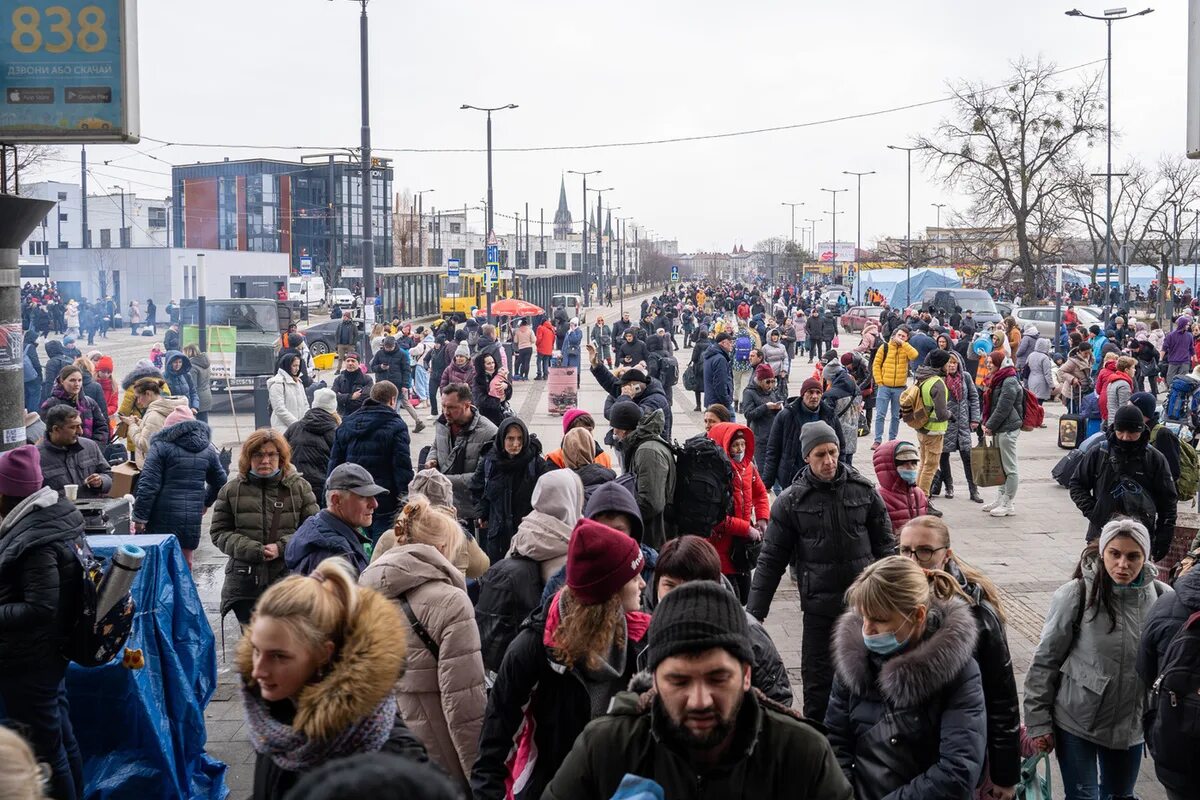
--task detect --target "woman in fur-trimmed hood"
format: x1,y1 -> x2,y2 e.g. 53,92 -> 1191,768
825,555 -> 987,800
236,557 -> 428,800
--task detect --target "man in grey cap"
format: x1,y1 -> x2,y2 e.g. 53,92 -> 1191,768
746,420 -> 895,721
284,462 -> 387,576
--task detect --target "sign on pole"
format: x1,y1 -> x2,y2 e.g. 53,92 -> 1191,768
1,0 -> 140,143
299,255 -> 313,275
670,265 -> 680,282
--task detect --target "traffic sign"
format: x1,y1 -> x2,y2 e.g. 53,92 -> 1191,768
486,244 -> 499,265
299,255 -> 313,275
447,258 -> 460,280
670,265 -> 680,282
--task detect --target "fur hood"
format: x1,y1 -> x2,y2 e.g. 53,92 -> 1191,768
235,585 -> 408,742
831,597 -> 978,708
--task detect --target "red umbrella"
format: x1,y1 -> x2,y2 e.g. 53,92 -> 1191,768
490,298 -> 544,316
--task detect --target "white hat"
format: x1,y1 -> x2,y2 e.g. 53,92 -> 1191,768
1098,517 -> 1152,561
313,387 -> 338,414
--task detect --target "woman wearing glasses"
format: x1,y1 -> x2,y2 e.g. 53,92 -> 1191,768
898,515 -> 1021,800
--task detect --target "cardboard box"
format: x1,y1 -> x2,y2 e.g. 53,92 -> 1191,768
108,462 -> 140,499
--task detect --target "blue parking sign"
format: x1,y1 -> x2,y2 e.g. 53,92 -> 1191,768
486,244 -> 499,265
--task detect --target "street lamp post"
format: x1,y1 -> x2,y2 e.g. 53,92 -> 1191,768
111,185 -> 126,247
461,103 -> 519,320
1066,6 -> 1154,321
606,207 -> 621,299
586,186 -> 613,303
887,144 -> 922,306
821,188 -> 848,284
781,201 -> 804,283
568,170 -> 602,301
843,171 -> 875,304
930,203 -> 947,265
803,218 -> 820,286
414,188 -> 434,268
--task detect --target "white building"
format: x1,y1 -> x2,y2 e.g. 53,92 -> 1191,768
17,181 -> 170,264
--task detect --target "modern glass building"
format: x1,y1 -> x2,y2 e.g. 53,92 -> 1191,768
171,154 -> 393,279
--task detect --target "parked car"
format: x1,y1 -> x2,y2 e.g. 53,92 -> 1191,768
820,286 -> 851,310
995,301 -> 1012,319
329,287 -> 356,311
839,305 -> 885,333
1013,305 -> 1102,340
918,288 -> 1002,328
302,317 -> 371,360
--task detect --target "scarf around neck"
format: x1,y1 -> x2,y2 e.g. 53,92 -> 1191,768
242,688 -> 398,773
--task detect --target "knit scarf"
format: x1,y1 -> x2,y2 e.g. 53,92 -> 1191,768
945,368 -> 964,402
242,688 -> 397,773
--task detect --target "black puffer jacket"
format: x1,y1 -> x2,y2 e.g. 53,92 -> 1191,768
761,395 -> 847,490
469,418 -> 549,563
741,381 -> 785,472
826,599 -> 987,800
948,560 -> 1021,789
285,408 -> 339,502
0,487 -> 84,668
746,463 -> 894,621
40,340 -> 73,401
328,399 -> 413,527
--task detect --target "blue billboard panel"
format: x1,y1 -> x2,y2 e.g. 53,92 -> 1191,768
1,0 -> 139,142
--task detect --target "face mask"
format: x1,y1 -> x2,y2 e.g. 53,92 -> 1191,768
863,630 -> 908,656
732,451 -> 745,463
256,468 -> 281,479
897,468 -> 919,485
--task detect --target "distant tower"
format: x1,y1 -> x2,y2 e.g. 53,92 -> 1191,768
553,176 -> 572,240
605,208 -> 612,238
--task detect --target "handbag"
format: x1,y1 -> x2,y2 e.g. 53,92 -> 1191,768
971,435 -> 1006,488
1015,752 -> 1052,800
729,536 -> 762,572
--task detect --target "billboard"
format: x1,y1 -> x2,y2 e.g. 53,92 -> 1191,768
1,0 -> 139,143
817,241 -> 856,263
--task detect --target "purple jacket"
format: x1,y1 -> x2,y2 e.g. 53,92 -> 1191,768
1162,316 -> 1195,364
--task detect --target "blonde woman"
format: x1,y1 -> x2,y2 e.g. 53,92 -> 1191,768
0,726 -> 48,800
899,516 -> 1020,797
471,520 -> 648,800
360,497 -> 486,792
826,555 -> 987,799
238,557 -> 427,800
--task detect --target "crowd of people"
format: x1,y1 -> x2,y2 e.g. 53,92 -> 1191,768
2,277 -> 1199,800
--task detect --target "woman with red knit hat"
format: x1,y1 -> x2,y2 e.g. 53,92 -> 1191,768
471,519 -> 649,800
544,409 -> 613,470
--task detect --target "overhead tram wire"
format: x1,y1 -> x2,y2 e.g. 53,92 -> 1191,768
132,57 -> 1106,156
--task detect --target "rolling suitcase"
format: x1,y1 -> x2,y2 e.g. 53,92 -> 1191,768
1058,388 -> 1085,449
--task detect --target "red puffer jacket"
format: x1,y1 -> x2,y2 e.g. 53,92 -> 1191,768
871,440 -> 928,532
707,422 -> 769,574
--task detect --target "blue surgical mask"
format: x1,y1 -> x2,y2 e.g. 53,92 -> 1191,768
863,630 -> 908,655
897,468 -> 919,485
732,451 -> 745,463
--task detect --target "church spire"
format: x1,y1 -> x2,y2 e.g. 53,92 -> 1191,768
605,208 -> 612,238
553,175 -> 572,240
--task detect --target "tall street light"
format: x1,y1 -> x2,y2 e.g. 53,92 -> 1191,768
461,102 -> 519,319
930,202 -> 947,265
843,171 -> 875,304
821,188 -> 848,284
803,218 -> 820,285
605,206 -> 622,298
888,144 -> 922,306
568,169 -> 602,300
781,202 -> 804,245
1066,6 -> 1154,322
414,188 -> 435,268
110,184 -> 127,248
589,188 -> 613,302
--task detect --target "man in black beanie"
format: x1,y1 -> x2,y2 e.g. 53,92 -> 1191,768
543,581 -> 852,800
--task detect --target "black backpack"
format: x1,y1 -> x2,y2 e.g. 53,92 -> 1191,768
1145,608 -> 1200,777
668,434 -> 734,537
474,555 -> 543,673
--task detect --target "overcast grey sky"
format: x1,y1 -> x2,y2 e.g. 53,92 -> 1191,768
30,0 -> 1189,253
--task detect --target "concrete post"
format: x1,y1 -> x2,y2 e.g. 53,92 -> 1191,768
0,196 -> 56,452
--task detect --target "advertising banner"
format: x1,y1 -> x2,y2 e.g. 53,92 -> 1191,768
1,0 -> 140,142
182,325 -> 236,380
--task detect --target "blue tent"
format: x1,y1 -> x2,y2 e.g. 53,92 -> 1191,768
881,268 -> 962,308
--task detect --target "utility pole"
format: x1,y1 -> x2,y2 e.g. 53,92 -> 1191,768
355,0 -> 374,328
843,170 -> 875,304
80,146 -> 89,248
931,202 -> 947,264
804,218 -> 820,286
821,188 -> 848,284
462,104 -> 518,319
888,145 -> 921,306
567,170 -> 601,298
111,185 -> 127,247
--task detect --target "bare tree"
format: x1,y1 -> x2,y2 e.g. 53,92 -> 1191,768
392,190 -> 415,267
917,58 -> 1105,289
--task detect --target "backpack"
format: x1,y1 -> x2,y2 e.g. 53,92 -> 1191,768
899,381 -> 931,430
683,363 -> 699,392
668,434 -> 734,537
1152,424 -> 1200,502
474,555 -> 543,673
64,538 -> 135,668
1145,609 -> 1200,778
658,356 -> 679,388
1020,387 -> 1045,431
733,334 -> 753,362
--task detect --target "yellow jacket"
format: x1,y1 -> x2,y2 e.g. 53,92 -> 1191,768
872,340 -> 919,388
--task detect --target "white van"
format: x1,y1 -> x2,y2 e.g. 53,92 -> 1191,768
288,276 -> 327,308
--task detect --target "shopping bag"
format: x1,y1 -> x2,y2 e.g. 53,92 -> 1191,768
1016,752 -> 1052,800
971,436 -> 1006,488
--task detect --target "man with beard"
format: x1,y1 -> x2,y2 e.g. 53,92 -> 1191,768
543,581 -> 852,800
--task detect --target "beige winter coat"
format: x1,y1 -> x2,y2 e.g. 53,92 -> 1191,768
359,544 -> 485,790
127,395 -> 189,468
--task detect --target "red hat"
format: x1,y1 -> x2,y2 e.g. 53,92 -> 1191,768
566,519 -> 644,605
754,363 -> 775,381
840,352 -> 856,367
801,378 -> 823,395
95,355 -> 115,373
562,408 -> 594,433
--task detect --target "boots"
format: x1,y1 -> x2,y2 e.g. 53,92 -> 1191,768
967,475 -> 983,503
929,471 -> 943,497
943,478 -> 954,499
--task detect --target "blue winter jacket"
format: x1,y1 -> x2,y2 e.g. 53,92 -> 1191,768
703,343 -> 734,408
162,350 -> 199,410
327,399 -> 414,526
131,419 -> 226,549
284,509 -> 370,576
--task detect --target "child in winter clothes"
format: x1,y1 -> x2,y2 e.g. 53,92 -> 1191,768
706,422 -> 769,603
872,440 -> 930,531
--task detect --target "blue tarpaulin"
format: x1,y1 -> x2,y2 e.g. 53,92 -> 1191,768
853,268 -> 961,307
66,534 -> 227,800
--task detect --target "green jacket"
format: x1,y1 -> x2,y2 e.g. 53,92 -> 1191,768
542,686 -> 853,800
618,410 -> 676,550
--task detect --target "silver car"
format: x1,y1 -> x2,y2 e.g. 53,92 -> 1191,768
1013,305 -> 1101,340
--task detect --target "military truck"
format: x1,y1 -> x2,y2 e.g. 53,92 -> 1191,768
179,298 -> 292,389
